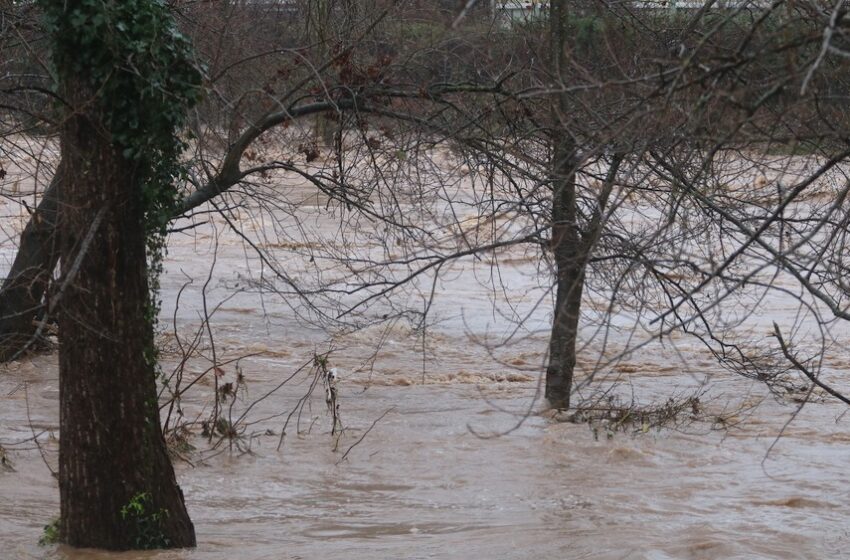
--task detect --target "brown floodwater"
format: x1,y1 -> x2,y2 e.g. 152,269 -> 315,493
2,158 -> 850,559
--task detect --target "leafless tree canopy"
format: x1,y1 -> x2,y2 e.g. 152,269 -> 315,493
2,0 -> 850,430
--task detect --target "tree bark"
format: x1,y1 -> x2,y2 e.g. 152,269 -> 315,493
0,165 -> 61,361
545,269 -> 584,409
57,81 -> 195,549
545,133 -> 583,410
544,0 -> 584,409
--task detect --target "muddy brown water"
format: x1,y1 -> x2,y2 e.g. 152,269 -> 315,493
2,175 -> 850,559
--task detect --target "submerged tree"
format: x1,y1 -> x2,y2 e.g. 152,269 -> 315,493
6,0 -> 850,431
544,0 -> 582,409
44,0 -> 201,549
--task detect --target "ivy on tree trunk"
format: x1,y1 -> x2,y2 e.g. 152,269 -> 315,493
41,0 -> 202,549
56,80 -> 195,548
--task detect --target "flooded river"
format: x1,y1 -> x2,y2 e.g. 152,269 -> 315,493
2,158 -> 850,559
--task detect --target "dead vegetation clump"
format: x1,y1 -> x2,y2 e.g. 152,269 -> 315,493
547,391 -> 750,440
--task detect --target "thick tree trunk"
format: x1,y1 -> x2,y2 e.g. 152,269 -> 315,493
57,83 -> 195,549
545,134 -> 583,410
546,270 -> 584,409
0,166 -> 61,361
545,0 -> 585,409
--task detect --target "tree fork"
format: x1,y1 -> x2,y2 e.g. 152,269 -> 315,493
0,99 -> 356,362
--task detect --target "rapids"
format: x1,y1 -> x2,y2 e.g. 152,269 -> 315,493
2,153 -> 850,559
